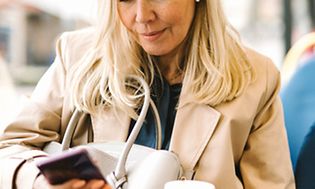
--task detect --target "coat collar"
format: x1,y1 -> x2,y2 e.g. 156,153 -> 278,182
168,90 -> 221,171
169,102 -> 221,171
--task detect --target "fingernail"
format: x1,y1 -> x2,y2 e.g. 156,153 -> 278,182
103,185 -> 112,189
91,180 -> 105,189
72,180 -> 86,188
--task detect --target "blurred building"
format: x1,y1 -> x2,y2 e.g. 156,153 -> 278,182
0,55 -> 16,131
0,0 -> 96,130
0,0 -> 96,85
224,0 -> 315,67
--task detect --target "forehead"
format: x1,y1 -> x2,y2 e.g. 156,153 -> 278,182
115,0 -> 192,8
115,0 -> 195,14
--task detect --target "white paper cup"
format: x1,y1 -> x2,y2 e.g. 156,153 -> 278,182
164,180 -> 215,189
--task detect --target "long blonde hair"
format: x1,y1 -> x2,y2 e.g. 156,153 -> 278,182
69,0 -> 255,117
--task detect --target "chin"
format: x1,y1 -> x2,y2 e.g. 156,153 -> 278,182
146,52 -> 164,56
142,47 -> 168,56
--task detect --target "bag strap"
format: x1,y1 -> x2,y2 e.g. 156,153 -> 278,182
114,75 -> 153,180
61,109 -> 83,151
60,101 -> 161,151
59,76 -> 162,180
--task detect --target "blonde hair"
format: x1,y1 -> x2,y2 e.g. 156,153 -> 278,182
69,0 -> 255,117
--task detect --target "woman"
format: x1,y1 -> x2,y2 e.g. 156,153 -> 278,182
0,0 -> 295,188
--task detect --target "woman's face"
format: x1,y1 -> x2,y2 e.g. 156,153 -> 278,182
117,0 -> 196,57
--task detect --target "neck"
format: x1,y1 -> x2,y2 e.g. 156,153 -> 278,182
157,48 -> 184,85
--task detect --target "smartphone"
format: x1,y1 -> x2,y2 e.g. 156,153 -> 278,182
36,148 -> 105,185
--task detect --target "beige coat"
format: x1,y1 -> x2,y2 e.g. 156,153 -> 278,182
0,28 -> 295,189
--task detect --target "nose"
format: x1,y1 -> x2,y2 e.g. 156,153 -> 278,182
135,0 -> 156,23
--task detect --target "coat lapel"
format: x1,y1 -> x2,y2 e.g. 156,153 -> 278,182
169,102 -> 221,172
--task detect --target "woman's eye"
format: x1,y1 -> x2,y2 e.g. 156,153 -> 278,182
119,0 -> 135,5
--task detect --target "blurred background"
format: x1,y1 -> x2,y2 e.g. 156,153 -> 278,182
0,0 -> 314,131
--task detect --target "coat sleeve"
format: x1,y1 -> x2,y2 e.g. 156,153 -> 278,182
0,33 -> 69,188
239,59 -> 295,189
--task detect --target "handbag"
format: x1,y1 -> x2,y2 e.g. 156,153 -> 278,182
43,76 -> 190,189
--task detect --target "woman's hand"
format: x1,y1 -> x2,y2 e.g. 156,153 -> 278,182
33,174 -> 110,189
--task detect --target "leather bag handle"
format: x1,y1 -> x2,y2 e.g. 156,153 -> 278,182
60,75 -> 162,182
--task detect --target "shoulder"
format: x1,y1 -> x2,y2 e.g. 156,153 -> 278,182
244,48 -> 280,103
217,48 -> 281,117
56,27 -> 96,70
245,47 -> 279,81
58,27 -> 96,47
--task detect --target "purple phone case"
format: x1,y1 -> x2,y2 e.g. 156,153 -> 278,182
36,148 -> 105,185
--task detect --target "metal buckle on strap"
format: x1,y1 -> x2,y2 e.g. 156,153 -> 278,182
106,172 -> 127,189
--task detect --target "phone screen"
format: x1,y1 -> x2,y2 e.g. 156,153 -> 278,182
36,148 -> 105,185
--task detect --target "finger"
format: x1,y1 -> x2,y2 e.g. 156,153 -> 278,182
52,179 -> 86,189
103,184 -> 112,189
84,179 -> 106,189
70,179 -> 87,189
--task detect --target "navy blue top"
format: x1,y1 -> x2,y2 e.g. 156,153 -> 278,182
128,76 -> 182,150
295,122 -> 315,189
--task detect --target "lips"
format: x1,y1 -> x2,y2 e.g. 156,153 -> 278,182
140,29 -> 166,41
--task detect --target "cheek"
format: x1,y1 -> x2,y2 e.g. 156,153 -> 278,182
164,6 -> 194,32
167,13 -> 192,40
116,11 -> 142,50
117,7 -> 133,31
